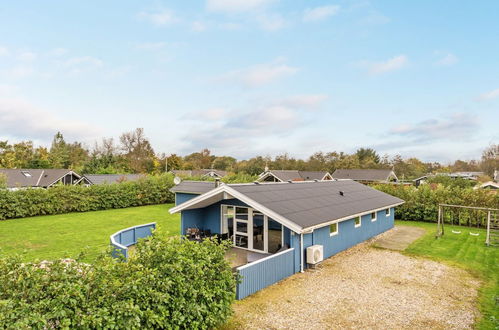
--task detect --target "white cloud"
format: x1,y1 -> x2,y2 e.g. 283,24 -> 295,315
191,21 -> 207,32
366,55 -> 408,75
219,22 -> 242,30
135,42 -> 168,50
303,5 -> 340,22
49,48 -> 69,57
0,46 -> 9,56
206,0 -> 274,13
0,98 -> 101,141
280,94 -> 328,108
8,66 -> 34,79
137,9 -> 179,26
477,88 -> 499,101
435,53 -> 458,66
389,113 -> 478,142
179,94 -> 326,156
0,84 -> 17,95
219,59 -> 299,87
257,13 -> 286,31
18,51 -> 37,62
63,56 -> 103,73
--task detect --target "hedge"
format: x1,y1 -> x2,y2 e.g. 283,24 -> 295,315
0,231 -> 236,329
0,174 -> 175,220
374,184 -> 499,225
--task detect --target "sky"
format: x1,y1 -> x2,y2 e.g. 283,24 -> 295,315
0,0 -> 498,163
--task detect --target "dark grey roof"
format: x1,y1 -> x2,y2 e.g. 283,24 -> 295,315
170,180 -> 219,194
228,180 -> 404,229
0,169 -> 78,188
171,169 -> 227,178
83,174 -> 143,185
332,169 -> 397,182
259,170 -> 331,182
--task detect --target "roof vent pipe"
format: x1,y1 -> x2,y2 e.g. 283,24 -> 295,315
287,180 -> 293,183
253,181 -> 260,184
339,191 -> 344,196
215,178 -> 221,188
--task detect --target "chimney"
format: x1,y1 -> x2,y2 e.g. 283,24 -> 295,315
215,178 -> 221,187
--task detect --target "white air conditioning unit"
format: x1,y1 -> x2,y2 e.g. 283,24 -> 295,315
306,245 -> 324,265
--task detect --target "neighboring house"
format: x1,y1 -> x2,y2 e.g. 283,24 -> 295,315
414,172 -> 484,187
169,180 -> 404,299
171,169 -> 227,178
475,181 -> 499,190
78,174 -> 143,185
0,168 -> 82,190
257,170 -> 333,182
332,169 -> 398,183
170,180 -> 222,205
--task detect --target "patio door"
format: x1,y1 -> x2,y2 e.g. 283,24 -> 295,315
234,207 -> 250,248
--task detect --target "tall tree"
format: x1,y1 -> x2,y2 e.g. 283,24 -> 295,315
48,132 -> 70,168
481,144 -> 499,177
119,128 -> 156,173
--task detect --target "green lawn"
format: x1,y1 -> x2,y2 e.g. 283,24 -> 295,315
0,204 -> 180,262
396,220 -> 499,330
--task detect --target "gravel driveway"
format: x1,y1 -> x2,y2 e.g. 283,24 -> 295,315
228,227 -> 480,330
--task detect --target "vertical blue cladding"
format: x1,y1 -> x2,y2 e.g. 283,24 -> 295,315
309,207 -> 395,260
175,192 -> 201,205
236,248 -> 295,300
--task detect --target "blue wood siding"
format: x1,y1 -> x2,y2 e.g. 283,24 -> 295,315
303,207 -> 394,264
236,248 -> 295,300
175,192 -> 200,206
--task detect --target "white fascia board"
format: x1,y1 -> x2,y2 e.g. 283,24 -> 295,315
169,185 -> 226,214
301,201 -> 405,232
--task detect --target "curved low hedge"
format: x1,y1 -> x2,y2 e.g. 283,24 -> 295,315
0,174 -> 175,220
0,232 -> 236,329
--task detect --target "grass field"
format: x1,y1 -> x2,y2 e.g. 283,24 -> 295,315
396,220 -> 499,330
0,204 -> 180,262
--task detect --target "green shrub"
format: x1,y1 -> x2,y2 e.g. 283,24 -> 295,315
0,174 -> 175,220
374,184 -> 499,224
0,232 -> 236,329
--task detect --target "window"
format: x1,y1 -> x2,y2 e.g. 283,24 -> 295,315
354,216 -> 361,228
221,206 -> 234,235
385,208 -> 391,217
235,207 -> 249,220
371,212 -> 377,222
329,223 -> 338,236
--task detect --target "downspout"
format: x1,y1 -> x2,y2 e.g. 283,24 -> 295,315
300,233 -> 304,273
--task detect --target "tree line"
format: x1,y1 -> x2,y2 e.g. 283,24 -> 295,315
0,129 -> 497,180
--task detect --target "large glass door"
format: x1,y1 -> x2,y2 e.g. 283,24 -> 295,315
252,212 -> 265,251
234,207 -> 249,248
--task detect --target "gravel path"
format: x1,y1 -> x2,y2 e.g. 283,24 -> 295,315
230,228 -> 480,330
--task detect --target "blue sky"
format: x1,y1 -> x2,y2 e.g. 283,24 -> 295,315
0,1 -> 498,162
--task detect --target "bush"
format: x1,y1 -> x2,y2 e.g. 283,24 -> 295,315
0,174 -> 175,220
0,231 -> 236,329
374,184 -> 499,224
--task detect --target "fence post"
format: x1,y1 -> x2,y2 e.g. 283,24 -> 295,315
486,211 -> 491,246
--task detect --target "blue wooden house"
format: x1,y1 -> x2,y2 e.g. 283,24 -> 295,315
170,180 -> 404,299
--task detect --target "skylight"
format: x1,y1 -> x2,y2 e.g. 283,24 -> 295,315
21,171 -> 32,177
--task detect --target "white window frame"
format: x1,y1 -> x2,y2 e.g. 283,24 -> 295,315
354,216 -> 361,228
371,211 -> 377,222
329,222 -> 338,236
220,204 -> 283,254
385,208 -> 391,217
